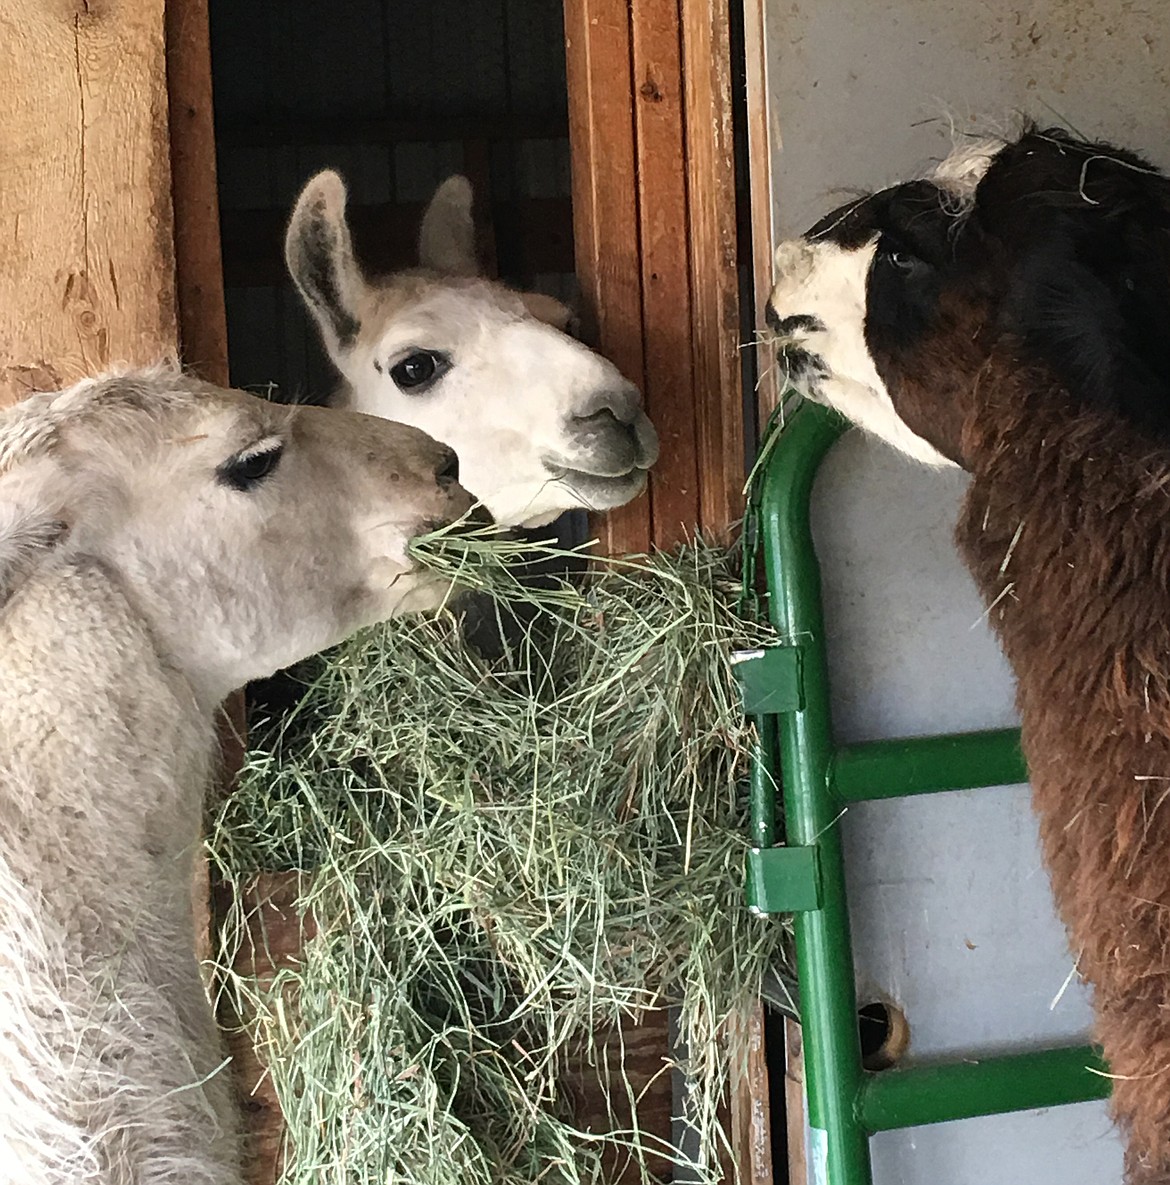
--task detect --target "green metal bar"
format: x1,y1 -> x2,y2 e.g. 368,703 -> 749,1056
858,1044 -> 1110,1132
758,400 -> 875,1183
831,729 -> 1026,803
749,712 -> 780,848
749,398 -> 1111,1183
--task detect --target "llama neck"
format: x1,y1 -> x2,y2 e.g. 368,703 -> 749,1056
956,376 -> 1170,1176
957,381 -> 1170,708
0,557 -> 214,916
0,556 -> 239,1185
956,375 -> 1170,902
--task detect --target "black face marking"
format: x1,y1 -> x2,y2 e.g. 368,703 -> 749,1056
808,181 -> 961,352
974,128 -> 1170,438
793,124 -> 1170,452
766,309 -> 826,337
218,443 -> 284,492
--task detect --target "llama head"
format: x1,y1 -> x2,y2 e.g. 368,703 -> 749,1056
0,367 -> 474,705
766,127 -> 1170,467
285,171 -> 659,527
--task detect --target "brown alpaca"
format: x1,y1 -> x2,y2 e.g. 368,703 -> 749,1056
766,126 -> 1170,1181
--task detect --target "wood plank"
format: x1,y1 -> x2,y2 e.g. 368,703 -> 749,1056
214,871 -> 317,1185
682,0 -> 746,539
729,1003 -> 776,1185
630,0 -> 701,548
564,0 -> 652,557
562,1012 -> 675,1185
742,0 -> 780,417
784,1018 -> 809,1185
167,0 -> 229,386
0,0 -> 176,407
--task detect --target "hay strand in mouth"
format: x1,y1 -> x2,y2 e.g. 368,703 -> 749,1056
210,539 -> 793,1185
408,516 -> 595,610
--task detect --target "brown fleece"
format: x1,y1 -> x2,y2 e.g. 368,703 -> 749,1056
942,349 -> 1170,1182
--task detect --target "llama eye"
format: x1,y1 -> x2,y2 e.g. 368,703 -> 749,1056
389,351 -> 448,392
886,251 -> 916,271
218,444 -> 284,492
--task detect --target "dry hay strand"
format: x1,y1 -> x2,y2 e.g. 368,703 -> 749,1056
209,535 -> 792,1185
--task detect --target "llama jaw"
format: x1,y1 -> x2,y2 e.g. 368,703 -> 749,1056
550,465 -> 648,510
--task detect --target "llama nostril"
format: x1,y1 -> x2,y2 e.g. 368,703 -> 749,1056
766,308 -> 827,338
574,407 -> 624,431
435,448 -> 459,486
575,382 -> 642,425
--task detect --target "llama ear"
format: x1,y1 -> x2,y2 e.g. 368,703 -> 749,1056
518,291 -> 580,337
285,171 -> 367,358
418,175 -> 479,277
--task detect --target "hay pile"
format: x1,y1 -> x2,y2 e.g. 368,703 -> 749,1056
210,539 -> 790,1185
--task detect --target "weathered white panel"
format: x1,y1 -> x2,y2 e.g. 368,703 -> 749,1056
767,2 -> 1170,1179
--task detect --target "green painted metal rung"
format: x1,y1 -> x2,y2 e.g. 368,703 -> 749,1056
743,398 -> 1110,1185
857,1044 -> 1110,1132
831,729 -> 1027,802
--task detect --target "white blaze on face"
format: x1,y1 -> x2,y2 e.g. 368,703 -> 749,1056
768,238 -> 955,467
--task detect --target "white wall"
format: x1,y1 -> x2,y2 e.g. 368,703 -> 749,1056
765,3 -> 1170,1181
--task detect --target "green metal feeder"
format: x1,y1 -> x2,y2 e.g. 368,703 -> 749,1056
735,398 -> 1109,1185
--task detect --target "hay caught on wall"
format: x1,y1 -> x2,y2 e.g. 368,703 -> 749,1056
209,540 -> 791,1185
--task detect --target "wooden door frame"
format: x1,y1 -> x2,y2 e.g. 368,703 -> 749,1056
564,4 -> 773,1182
564,0 -> 746,556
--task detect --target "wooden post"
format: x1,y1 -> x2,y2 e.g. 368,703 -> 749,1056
565,0 -> 744,553
565,1 -> 762,1178
0,0 -> 177,407
167,0 -> 229,389
742,0 -> 779,417
564,0 -> 652,557
682,0 -> 748,537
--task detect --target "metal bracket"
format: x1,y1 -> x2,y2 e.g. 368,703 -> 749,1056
746,844 -> 823,914
731,645 -> 804,715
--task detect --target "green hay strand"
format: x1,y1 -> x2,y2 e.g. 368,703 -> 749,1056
209,539 -> 792,1185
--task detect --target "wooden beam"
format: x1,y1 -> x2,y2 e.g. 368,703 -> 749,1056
784,1018 -> 809,1185
0,0 -> 177,407
564,0 -> 652,557
729,1005 -> 777,1185
682,0 -> 746,538
167,0 -> 229,387
566,0 -> 745,552
630,0 -> 701,547
742,0 -> 780,416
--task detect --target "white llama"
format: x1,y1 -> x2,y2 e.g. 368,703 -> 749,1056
285,172 -> 659,528
0,366 -> 473,1185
